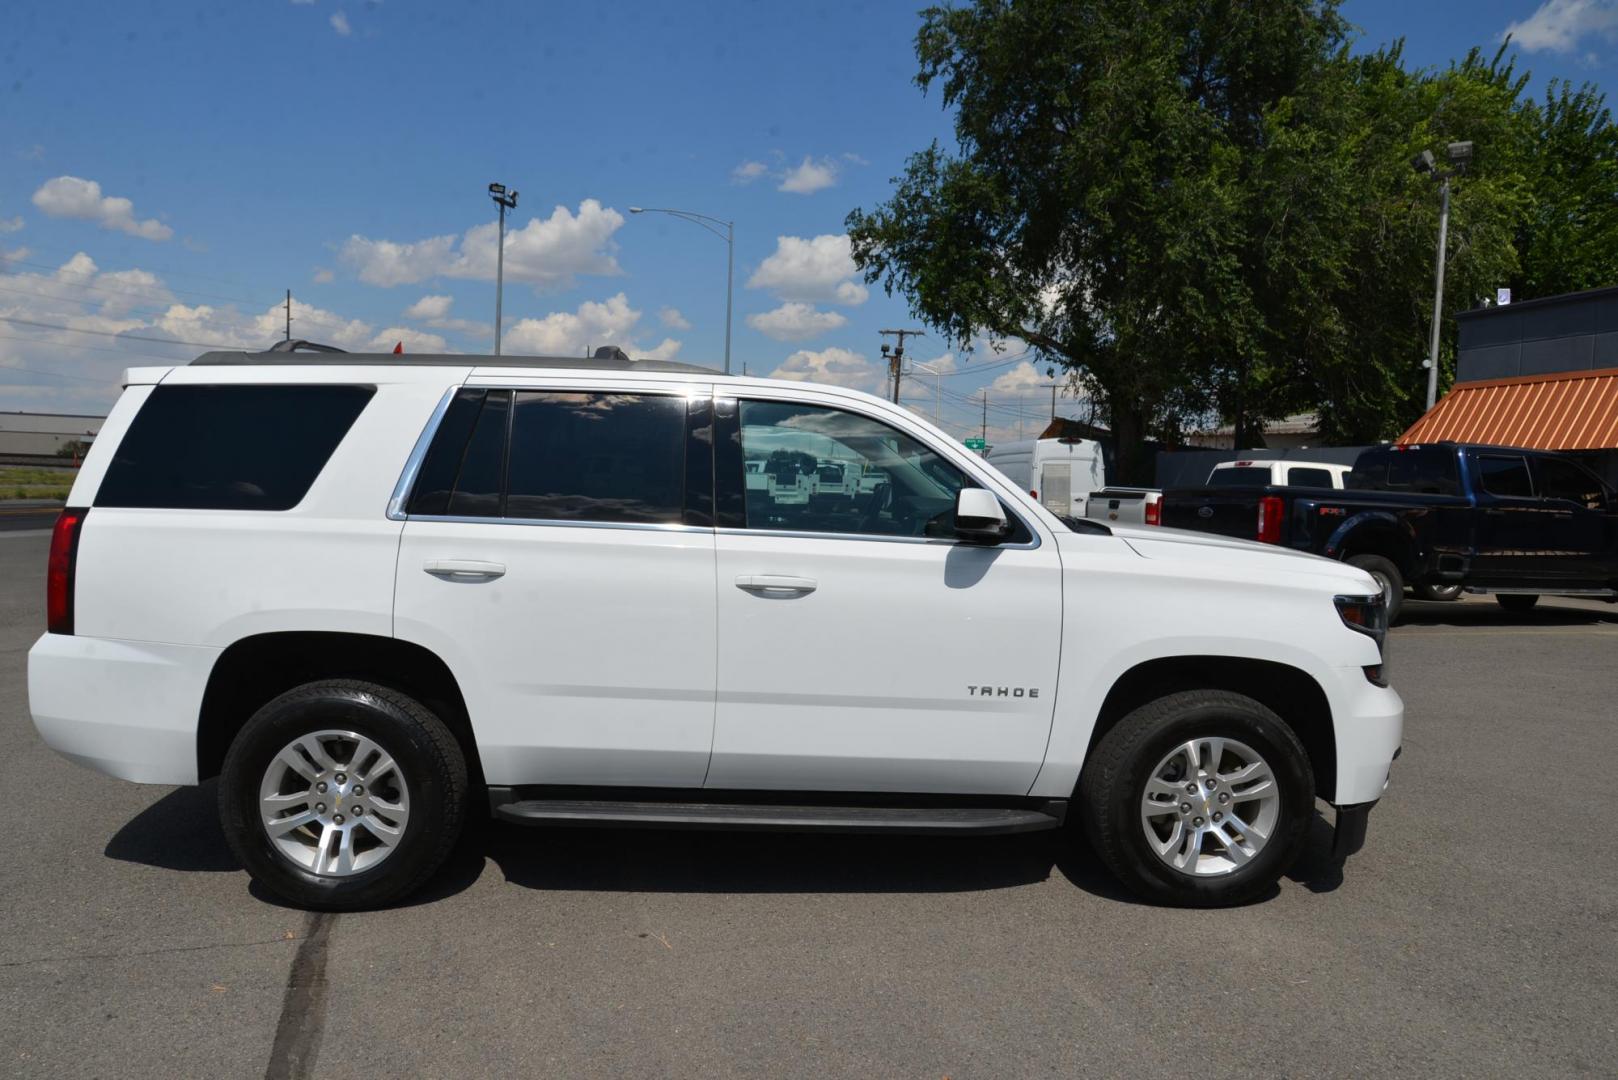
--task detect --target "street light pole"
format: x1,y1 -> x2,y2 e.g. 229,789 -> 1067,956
488,183 -> 519,356
1411,141 -> 1470,411
629,206 -> 734,374
1424,176 -> 1451,411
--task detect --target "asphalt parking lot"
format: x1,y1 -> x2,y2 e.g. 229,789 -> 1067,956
2,527 -> 1615,1079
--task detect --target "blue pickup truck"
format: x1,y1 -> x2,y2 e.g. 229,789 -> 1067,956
1159,442 -> 1618,621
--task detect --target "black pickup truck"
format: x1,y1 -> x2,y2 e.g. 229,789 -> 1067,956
1159,442 -> 1618,620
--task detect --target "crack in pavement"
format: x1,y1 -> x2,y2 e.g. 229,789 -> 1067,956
263,911 -> 336,1080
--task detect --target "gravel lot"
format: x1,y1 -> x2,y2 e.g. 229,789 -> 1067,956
2,527 -> 1615,1078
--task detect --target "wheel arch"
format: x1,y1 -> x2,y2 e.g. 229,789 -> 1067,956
196,631 -> 481,789
1326,514 -> 1418,580
1085,655 -> 1335,800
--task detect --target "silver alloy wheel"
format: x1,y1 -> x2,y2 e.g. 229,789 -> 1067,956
258,729 -> 411,877
1139,736 -> 1281,876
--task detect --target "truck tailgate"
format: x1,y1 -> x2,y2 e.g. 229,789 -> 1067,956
1158,487 -> 1264,540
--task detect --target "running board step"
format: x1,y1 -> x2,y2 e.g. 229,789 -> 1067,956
489,796 -> 1065,835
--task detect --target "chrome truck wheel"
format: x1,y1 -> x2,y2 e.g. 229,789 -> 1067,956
258,729 -> 412,877
1138,737 -> 1281,876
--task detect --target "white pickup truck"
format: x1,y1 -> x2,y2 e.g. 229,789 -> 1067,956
28,346 -> 1402,911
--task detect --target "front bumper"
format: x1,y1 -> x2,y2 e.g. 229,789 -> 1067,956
1329,673 -> 1403,806
27,632 -> 219,785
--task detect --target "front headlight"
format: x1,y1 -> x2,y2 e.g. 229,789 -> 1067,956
1334,593 -> 1388,684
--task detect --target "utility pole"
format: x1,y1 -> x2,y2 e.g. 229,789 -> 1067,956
284,289 -> 292,342
879,328 -> 924,405
488,183 -> 519,355
1050,383 -> 1057,421
981,390 -> 988,451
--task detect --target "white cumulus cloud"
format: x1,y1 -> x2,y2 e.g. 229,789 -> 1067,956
1503,0 -> 1618,51
0,216 -> 22,234
778,156 -> 840,195
748,233 -> 868,306
503,292 -> 682,362
659,306 -> 691,330
404,294 -> 454,320
732,160 -> 769,184
768,347 -> 878,391
990,360 -> 1046,393
312,267 -> 334,284
331,11 -> 352,36
745,301 -> 847,342
31,176 -> 172,241
341,199 -> 624,290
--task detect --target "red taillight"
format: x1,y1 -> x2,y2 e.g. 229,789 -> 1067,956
1145,498 -> 1161,526
47,508 -> 87,635
1256,495 -> 1284,544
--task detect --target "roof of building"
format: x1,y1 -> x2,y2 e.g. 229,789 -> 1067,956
1399,366 -> 1618,450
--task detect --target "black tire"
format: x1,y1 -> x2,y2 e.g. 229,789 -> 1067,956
1078,690 -> 1314,908
1416,582 -> 1463,602
219,679 -> 467,911
1347,553 -> 1404,624
1496,593 -> 1540,613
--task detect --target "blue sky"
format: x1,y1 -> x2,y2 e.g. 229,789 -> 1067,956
2,0 -> 1614,442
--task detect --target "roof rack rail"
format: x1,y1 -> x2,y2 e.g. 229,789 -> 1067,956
267,339 -> 348,354
188,344 -> 722,375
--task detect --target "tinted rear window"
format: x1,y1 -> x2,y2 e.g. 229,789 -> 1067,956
1207,466 -> 1271,486
1346,448 -> 1460,496
96,384 -> 374,510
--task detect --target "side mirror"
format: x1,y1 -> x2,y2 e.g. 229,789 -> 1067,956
954,487 -> 1009,545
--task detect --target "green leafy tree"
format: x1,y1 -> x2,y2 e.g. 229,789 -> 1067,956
848,0 -> 1351,481
851,3 -> 1618,464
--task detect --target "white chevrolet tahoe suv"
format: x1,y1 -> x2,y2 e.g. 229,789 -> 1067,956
28,346 -> 1402,910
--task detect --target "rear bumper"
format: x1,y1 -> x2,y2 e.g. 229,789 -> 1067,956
27,632 -> 219,784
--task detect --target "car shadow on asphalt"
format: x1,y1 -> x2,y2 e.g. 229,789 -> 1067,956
104,779 -> 241,873
1398,599 -> 1618,628
104,787 -> 1348,909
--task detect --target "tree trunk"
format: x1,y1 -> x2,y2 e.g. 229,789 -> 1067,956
1109,401 -> 1151,487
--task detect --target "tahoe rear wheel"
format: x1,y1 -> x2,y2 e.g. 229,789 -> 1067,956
1079,690 -> 1313,907
218,679 -> 467,911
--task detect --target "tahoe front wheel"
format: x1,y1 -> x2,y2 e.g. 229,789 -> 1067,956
218,679 -> 467,911
1079,690 -> 1313,907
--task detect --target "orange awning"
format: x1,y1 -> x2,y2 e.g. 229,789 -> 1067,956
1399,367 -> 1618,450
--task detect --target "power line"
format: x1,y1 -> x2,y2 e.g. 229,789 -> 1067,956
0,314 -> 240,351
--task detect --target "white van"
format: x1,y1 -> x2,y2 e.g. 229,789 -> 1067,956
986,437 -> 1106,518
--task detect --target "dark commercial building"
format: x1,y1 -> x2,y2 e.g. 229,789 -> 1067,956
1402,285 -> 1618,486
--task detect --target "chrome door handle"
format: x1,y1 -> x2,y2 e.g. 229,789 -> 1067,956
424,559 -> 506,580
735,574 -> 817,595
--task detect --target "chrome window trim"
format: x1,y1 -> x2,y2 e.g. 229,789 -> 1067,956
715,526 -> 1041,550
399,513 -> 707,534
386,385 -> 460,521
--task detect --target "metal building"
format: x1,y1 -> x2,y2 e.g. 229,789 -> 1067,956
0,411 -> 104,462
1401,285 -> 1618,486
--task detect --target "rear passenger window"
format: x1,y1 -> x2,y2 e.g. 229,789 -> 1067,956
96,384 -> 374,511
448,390 -> 509,518
1478,454 -> 1534,498
407,389 -> 687,525
506,392 -> 685,523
